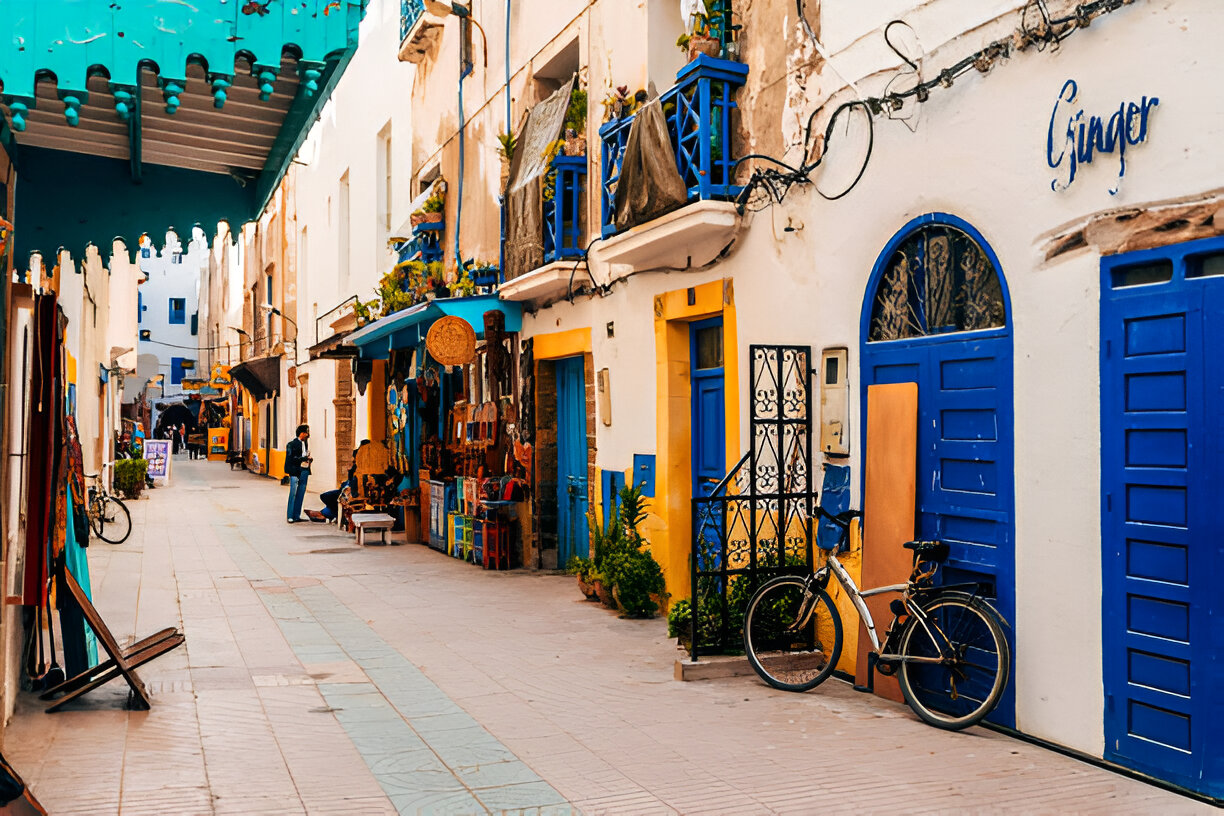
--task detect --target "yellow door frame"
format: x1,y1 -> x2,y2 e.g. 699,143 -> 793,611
651,279 -> 740,601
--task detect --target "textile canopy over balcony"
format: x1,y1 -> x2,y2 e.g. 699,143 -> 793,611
346,295 -> 523,360
0,0 -> 366,259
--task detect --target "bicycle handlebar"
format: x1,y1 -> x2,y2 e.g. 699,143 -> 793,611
814,506 -> 862,529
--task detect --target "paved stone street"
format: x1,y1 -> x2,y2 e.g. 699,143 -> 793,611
1,460 -> 1208,815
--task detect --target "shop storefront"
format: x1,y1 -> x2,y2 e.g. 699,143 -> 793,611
347,295 -> 529,568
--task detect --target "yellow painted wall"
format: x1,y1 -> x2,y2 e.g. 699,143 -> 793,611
368,361 -> 387,443
650,279 -> 739,601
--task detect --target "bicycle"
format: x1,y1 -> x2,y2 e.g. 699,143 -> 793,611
742,507 -> 1010,730
86,467 -> 132,545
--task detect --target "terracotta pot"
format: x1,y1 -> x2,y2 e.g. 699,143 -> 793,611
577,576 -> 595,598
563,135 -> 587,157
593,580 -> 616,608
410,212 -> 427,227
421,212 -> 444,224
688,35 -> 721,61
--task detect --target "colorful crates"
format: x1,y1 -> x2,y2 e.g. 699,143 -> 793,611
449,512 -> 473,561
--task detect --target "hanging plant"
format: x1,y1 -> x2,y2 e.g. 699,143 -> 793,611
541,139 -> 565,203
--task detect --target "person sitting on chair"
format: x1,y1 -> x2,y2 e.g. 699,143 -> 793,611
306,441 -> 369,523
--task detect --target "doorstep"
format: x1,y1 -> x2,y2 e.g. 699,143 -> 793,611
674,654 -> 757,682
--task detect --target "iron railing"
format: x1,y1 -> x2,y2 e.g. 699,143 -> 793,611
396,222 -> 444,265
543,155 -> 586,264
599,55 -> 749,238
688,345 -> 818,658
400,0 -> 426,42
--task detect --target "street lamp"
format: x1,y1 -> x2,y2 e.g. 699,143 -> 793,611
260,304 -> 297,362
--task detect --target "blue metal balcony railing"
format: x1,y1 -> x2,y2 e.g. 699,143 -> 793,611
543,156 -> 587,264
396,221 -> 444,265
401,0 -> 426,42
599,55 -> 749,238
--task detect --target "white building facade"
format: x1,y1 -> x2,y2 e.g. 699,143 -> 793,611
266,0 -> 1224,800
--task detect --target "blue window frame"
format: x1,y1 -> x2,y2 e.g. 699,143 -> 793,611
190,312 -> 198,336
169,297 -> 186,325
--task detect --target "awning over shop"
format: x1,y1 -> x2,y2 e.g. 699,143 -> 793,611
347,295 -> 523,360
229,356 -> 281,400
309,328 -> 359,360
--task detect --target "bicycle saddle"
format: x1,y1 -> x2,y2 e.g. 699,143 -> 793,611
903,539 -> 949,561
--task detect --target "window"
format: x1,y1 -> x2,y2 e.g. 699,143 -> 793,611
170,357 -> 195,385
265,270 -> 274,340
138,291 -> 144,323
377,123 -> 393,232
339,170 -> 351,286
139,329 -> 151,341
868,221 -> 1007,342
190,312 -> 198,336
169,298 -> 186,325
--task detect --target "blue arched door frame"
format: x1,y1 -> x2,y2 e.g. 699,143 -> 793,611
858,212 -> 1017,727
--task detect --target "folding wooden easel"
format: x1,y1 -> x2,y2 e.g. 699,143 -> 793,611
39,565 -> 184,713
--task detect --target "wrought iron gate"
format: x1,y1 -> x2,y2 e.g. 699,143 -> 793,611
688,345 -> 817,658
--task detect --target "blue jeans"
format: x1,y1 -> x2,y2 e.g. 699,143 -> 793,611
288,472 -> 309,521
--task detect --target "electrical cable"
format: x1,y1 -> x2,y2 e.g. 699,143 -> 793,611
735,0 -> 1136,209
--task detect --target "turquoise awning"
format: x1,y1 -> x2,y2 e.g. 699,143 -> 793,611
347,295 -> 523,360
0,1 -> 367,258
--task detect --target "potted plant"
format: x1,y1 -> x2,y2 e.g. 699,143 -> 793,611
541,139 -> 565,204
411,190 -> 446,227
601,85 -> 645,123
448,267 -> 476,298
567,556 -> 598,599
562,88 -> 588,156
586,484 -> 668,618
497,130 -> 517,191
677,0 -> 723,62
114,458 -> 148,500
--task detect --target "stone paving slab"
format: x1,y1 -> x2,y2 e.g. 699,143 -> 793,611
0,458 -> 1213,815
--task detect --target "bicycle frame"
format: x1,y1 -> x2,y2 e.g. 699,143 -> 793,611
813,551 -> 949,666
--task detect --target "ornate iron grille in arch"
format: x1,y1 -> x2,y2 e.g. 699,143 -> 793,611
688,345 -> 815,658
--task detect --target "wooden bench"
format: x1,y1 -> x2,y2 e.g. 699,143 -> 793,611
350,512 -> 396,546
40,565 -> 184,713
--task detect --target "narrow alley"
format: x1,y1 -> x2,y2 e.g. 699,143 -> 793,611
4,463 -> 1203,815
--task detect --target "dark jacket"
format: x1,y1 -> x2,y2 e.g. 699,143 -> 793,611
285,438 -> 309,477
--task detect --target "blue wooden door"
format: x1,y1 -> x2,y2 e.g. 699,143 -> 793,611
862,335 -> 1016,727
860,215 -> 1015,727
691,318 -> 725,507
1101,241 -> 1224,798
555,356 -> 589,564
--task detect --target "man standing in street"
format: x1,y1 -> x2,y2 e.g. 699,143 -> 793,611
285,424 -> 312,523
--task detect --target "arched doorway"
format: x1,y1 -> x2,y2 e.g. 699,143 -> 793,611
859,213 -> 1016,726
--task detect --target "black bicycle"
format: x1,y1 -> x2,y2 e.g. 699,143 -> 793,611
742,508 -> 1010,730
86,470 -> 132,545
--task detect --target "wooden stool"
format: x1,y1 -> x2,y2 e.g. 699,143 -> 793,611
351,512 -> 396,546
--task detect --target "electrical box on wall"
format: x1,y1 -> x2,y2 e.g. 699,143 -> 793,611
820,347 -> 850,457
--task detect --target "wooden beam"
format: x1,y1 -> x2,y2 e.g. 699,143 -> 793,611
141,143 -> 266,171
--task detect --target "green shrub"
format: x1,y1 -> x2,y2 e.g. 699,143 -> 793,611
667,598 -> 691,639
114,458 -> 147,500
588,484 -> 667,618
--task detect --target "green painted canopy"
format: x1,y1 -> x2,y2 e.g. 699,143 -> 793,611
0,0 -> 367,259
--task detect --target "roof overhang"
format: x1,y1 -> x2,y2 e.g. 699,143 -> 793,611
0,1 -> 367,258
347,295 -> 523,360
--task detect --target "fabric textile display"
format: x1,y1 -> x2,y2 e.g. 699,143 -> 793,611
613,99 -> 689,233
505,77 -> 577,281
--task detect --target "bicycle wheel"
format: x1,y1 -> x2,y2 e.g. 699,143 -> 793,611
743,576 -> 843,692
92,495 -> 132,545
897,592 -> 1009,730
